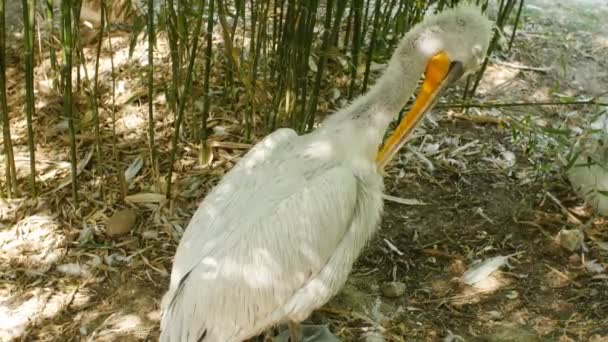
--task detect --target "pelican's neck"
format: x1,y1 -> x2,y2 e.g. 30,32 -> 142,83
319,37 -> 427,160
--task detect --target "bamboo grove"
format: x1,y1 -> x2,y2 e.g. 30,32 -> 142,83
0,0 -> 524,202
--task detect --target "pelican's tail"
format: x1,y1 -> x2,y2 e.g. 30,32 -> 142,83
159,278 -> 208,342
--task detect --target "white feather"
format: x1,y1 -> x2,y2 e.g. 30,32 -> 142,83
462,252 -> 521,286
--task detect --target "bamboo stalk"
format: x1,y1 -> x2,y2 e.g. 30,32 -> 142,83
147,0 -> 158,180
305,0 -> 334,132
347,0 -> 363,100
361,0 -> 381,92
61,0 -> 79,201
166,0 -> 180,115
92,0 -> 104,168
45,0 -> 57,85
166,0 -> 206,199
22,0 -> 37,196
330,0 -> 348,48
199,0 -> 215,164
508,0 -> 525,51
103,0 -> 124,200
295,0 -> 319,132
361,0 -> 372,43
0,0 -> 17,196
468,0 -> 508,98
246,0 -> 258,140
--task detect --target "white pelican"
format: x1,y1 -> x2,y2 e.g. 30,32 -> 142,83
160,4 -> 492,342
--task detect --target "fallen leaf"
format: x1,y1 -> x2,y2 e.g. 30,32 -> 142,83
125,192 -> 166,203
125,155 -> 144,183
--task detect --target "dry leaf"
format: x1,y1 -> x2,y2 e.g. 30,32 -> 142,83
125,193 -> 166,203
125,156 -> 144,183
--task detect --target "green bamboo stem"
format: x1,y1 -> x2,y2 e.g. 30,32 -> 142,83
508,0 -> 525,51
147,0 -> 158,180
0,0 -> 17,196
200,0 -> 215,160
166,0 -> 206,199
61,0 -> 79,201
45,0 -> 57,85
22,0 -> 37,196
361,0 -> 381,92
92,0 -> 105,168
305,0 -> 334,132
166,0 -> 180,115
347,0 -> 363,100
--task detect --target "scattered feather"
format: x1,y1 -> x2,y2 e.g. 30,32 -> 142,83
383,239 -> 404,256
104,253 -> 130,266
57,263 -> 90,277
124,156 -> 144,183
78,225 -> 95,245
382,194 -> 426,206
584,260 -> 605,274
462,252 -> 522,286
443,330 -> 465,342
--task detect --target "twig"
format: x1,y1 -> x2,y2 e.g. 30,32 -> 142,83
207,141 -> 252,150
545,264 -> 582,288
545,191 -> 583,226
449,112 -> 506,125
406,145 -> 434,172
495,60 -> 551,73
436,99 -> 607,110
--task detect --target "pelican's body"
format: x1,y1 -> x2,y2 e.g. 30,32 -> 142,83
162,125 -> 383,341
161,5 -> 492,342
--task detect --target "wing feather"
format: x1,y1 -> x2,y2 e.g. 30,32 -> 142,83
160,129 -> 364,341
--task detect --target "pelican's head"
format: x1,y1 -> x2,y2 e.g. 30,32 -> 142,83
376,4 -> 493,169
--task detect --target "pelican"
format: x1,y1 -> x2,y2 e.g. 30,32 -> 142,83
160,4 -> 492,342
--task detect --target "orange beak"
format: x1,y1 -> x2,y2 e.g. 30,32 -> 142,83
376,51 -> 464,171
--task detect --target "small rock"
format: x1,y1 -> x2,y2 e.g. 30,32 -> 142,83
555,229 -> 584,252
487,324 -> 542,342
142,230 -> 159,240
363,331 -> 385,342
488,310 -> 504,320
380,281 -> 406,298
505,290 -> 519,299
106,208 -> 137,238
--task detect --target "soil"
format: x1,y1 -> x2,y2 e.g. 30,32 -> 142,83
1,1 -> 607,341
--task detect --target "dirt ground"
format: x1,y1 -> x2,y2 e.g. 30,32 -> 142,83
1,1 -> 608,341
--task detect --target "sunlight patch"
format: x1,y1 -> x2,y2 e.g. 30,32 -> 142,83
475,65 -> 519,95
0,212 -> 66,273
0,285 -> 87,341
88,313 -> 147,341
